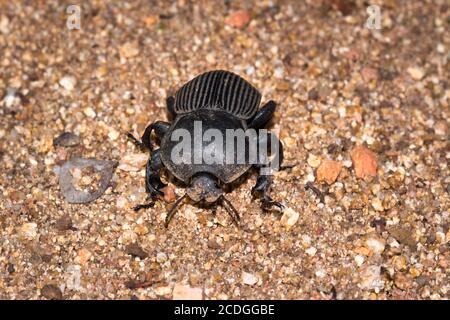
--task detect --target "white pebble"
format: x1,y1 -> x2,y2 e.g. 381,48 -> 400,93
407,67 -> 425,80
355,255 -> 365,266
108,128 -> 120,141
280,207 -> 299,230
59,76 -> 77,91
156,252 -> 168,263
83,107 -> 96,118
242,272 -> 258,286
365,237 -> 386,254
359,265 -> 384,291
154,285 -> 171,296
315,269 -> 326,278
0,15 -> 10,34
371,198 -> 384,212
305,247 -> 317,256
3,88 -> 17,108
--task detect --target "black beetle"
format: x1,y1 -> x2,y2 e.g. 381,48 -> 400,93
127,70 -> 285,227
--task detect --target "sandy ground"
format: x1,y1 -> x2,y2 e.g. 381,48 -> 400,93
0,0 -> 449,300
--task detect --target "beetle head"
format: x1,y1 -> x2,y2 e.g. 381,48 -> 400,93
164,173 -> 241,228
187,173 -> 223,204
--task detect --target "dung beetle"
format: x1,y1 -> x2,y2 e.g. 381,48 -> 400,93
127,70 -> 285,227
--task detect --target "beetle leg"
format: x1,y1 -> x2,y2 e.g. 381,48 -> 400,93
251,175 -> 284,211
145,149 -> 167,195
248,100 -> 276,129
251,131 -> 284,211
127,121 -> 170,151
166,96 -> 176,119
134,149 -> 167,211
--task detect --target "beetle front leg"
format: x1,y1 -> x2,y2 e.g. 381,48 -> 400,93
248,100 -> 276,129
127,121 -> 170,151
252,131 -> 284,211
166,96 -> 176,119
252,175 -> 283,211
133,149 -> 167,211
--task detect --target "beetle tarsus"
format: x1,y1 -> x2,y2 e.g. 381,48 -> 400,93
133,202 -> 155,211
261,195 -> 284,211
252,174 -> 284,211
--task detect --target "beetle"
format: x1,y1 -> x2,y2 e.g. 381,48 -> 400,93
127,70 -> 285,227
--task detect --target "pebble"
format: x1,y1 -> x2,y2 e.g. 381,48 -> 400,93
125,243 -> 148,259
305,247 -> 317,256
156,252 -> 168,263
280,207 -> 299,230
154,285 -> 172,296
144,15 -> 159,28
307,154 -> 321,168
242,272 -> 259,286
365,236 -> 386,254
41,284 -> 63,300
108,128 -> 120,141
0,15 -> 9,34
116,196 -> 128,209
316,160 -> 342,185
3,87 -> 22,109
53,132 -> 81,147
119,41 -> 140,59
359,266 -> 384,291
59,157 -> 117,204
83,107 -> 96,118
224,10 -> 251,29
394,273 -> 413,290
118,153 -> 148,172
18,222 -> 38,240
121,230 -> 137,244
371,198 -> 384,212
350,145 -> 377,178
55,214 -> 73,231
172,284 -> 203,300
434,120 -> 448,136
59,76 -> 77,91
355,255 -> 365,266
134,224 -> 148,236
76,248 -> 92,265
407,67 -> 425,80
392,255 -> 407,271
94,66 -> 108,78
361,67 -> 379,83
162,184 -> 176,203
389,226 -> 417,248
315,269 -> 326,278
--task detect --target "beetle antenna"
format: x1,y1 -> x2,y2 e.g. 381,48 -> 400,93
220,196 -> 240,226
164,194 -> 187,228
